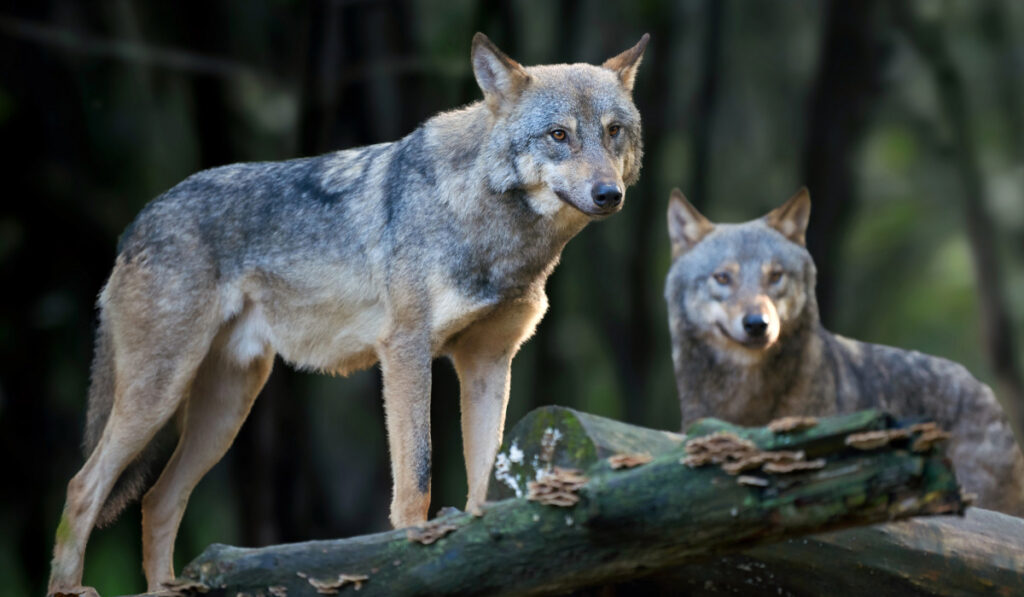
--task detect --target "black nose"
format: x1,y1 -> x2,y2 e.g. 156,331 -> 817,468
591,182 -> 623,209
742,314 -> 769,337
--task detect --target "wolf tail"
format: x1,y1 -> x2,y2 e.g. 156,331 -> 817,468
84,315 -> 174,527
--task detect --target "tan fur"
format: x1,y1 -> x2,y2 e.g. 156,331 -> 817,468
450,291 -> 547,510
667,189 -> 714,259
471,33 -> 531,115
763,187 -> 811,246
601,34 -> 649,91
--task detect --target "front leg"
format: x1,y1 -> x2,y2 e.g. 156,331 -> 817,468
378,330 -> 433,528
450,298 -> 547,511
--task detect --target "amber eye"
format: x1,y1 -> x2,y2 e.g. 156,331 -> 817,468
550,129 -> 567,141
713,272 -> 732,286
608,124 -> 621,137
768,270 -> 784,284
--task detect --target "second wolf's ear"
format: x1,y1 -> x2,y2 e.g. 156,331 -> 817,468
764,187 -> 812,246
667,189 -> 714,259
472,33 -> 531,113
602,33 -> 650,92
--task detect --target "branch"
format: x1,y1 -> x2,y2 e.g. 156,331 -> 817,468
0,15 -> 259,79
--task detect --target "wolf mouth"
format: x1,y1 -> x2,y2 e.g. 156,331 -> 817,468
555,189 -> 614,218
554,190 -> 582,212
717,323 -> 771,349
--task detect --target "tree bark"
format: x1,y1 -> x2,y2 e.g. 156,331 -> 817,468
639,507 -> 1024,596
687,0 -> 725,212
801,0 -> 885,326
152,407 -> 964,597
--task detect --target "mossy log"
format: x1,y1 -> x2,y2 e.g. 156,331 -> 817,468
495,407 -> 1024,596
164,408 -> 964,597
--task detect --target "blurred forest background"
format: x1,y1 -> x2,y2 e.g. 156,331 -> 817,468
2,0 -> 1023,594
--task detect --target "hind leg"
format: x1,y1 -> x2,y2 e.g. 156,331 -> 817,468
48,325 -> 217,596
141,344 -> 273,590
49,253 -> 224,597
49,400 -> 181,597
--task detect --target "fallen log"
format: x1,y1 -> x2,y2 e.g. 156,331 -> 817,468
157,407 -> 964,597
644,507 -> 1024,596
494,407 -> 1024,596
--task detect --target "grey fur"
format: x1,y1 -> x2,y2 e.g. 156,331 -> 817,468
665,190 -> 1024,515
54,33 -> 649,593
96,60 -> 644,509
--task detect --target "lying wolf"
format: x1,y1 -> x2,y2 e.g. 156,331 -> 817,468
49,33 -> 649,596
665,187 -> 1024,515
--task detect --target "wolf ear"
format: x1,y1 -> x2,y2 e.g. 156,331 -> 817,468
764,187 -> 812,246
668,188 -> 714,259
602,33 -> 650,92
472,33 -> 531,113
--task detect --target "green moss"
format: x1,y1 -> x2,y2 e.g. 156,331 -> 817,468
490,406 -> 688,501
489,407 -> 599,500
55,513 -> 72,544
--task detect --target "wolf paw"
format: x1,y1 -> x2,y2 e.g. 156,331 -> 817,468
435,505 -> 463,517
49,586 -> 101,597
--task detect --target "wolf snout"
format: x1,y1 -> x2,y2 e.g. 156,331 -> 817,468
742,313 -> 769,338
591,181 -> 623,211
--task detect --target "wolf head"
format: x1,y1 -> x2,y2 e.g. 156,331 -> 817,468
471,33 -> 647,218
665,188 -> 818,365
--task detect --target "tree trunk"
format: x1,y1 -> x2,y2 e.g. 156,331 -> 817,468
687,0 -> 724,212
638,507 -> 1024,596
893,2 -> 1024,449
801,0 -> 885,326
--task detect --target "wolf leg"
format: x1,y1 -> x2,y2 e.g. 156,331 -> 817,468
49,315 -> 217,596
450,299 -> 546,512
378,330 -> 433,527
140,343 -> 274,590
452,351 -> 512,511
49,412 -> 175,596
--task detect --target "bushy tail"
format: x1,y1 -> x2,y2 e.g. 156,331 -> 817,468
84,316 -> 174,527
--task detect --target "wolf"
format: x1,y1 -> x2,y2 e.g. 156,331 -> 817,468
664,187 -> 1024,515
48,32 -> 649,596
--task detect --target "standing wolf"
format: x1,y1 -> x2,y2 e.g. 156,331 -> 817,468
665,187 -> 1024,515
49,33 -> 648,596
